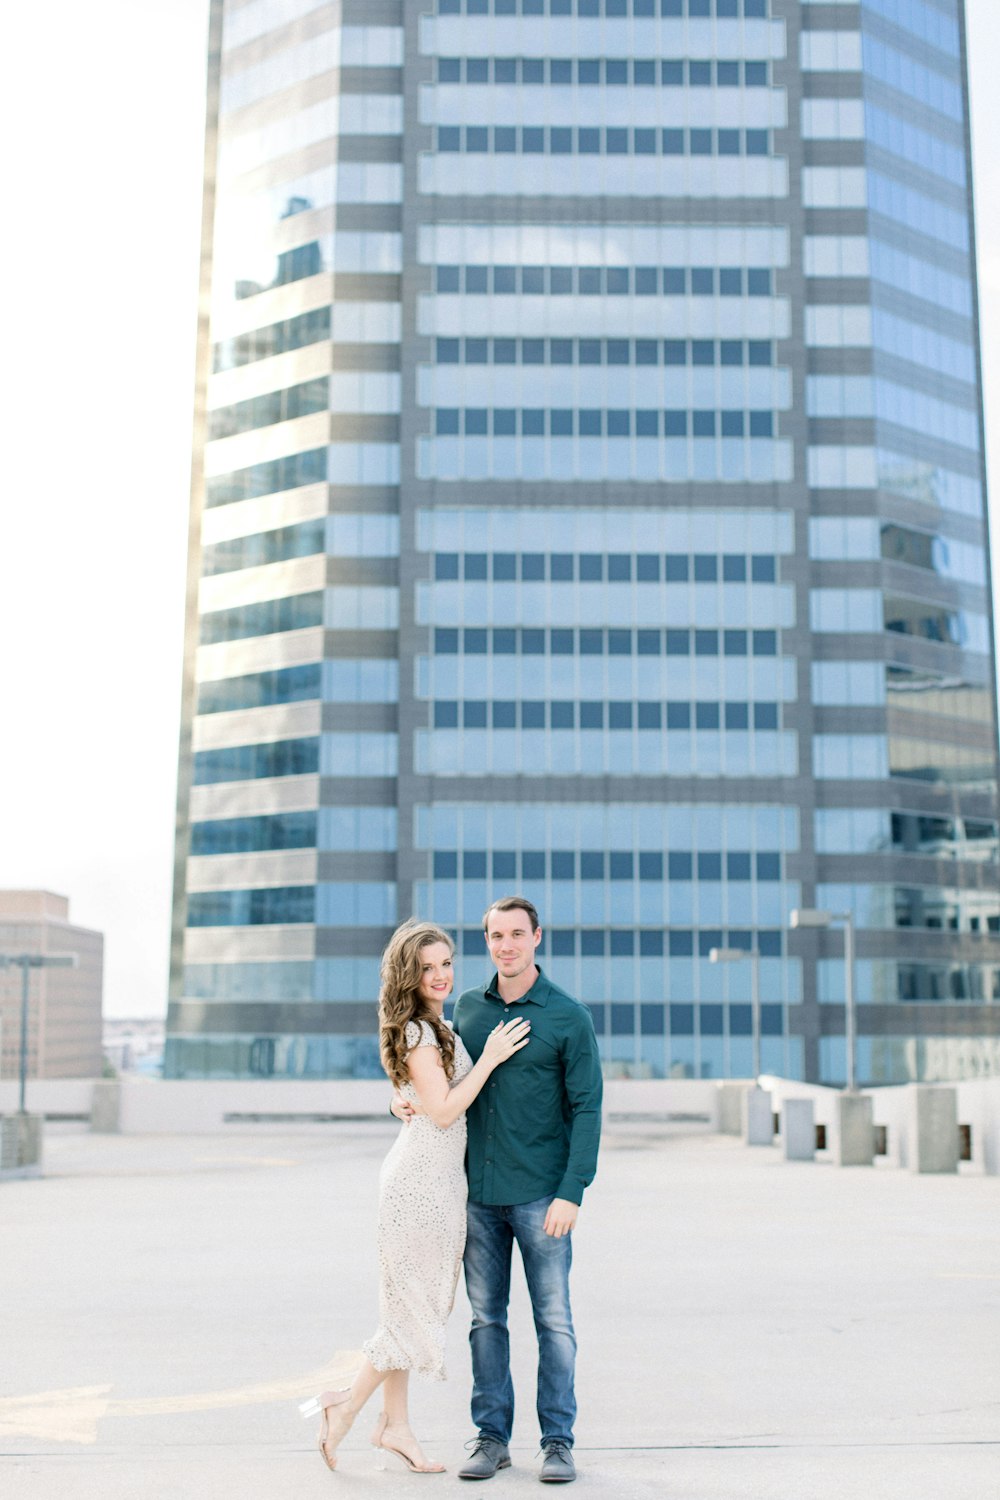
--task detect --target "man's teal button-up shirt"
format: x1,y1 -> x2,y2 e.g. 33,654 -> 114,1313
453,967 -> 603,1208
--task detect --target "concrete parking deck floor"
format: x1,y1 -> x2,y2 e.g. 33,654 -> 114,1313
3,1120 -> 999,1499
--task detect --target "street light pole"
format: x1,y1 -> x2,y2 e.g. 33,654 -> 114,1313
709,946 -> 761,1083
18,961 -> 30,1114
790,908 -> 857,1091
0,954 -> 79,1114
750,943 -> 761,1084
842,911 -> 856,1093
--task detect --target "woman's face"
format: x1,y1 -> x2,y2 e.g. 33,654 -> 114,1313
416,941 -> 454,1010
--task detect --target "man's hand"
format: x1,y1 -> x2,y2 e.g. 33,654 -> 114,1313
389,1092 -> 419,1124
543,1198 -> 578,1238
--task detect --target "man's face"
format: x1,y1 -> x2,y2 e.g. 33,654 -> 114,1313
485,907 -> 542,981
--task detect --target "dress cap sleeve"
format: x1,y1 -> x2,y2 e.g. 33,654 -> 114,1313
404,1019 -> 439,1051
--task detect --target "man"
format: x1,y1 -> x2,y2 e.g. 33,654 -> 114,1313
453,896 -> 602,1484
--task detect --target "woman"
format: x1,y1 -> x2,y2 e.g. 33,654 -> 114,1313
302,918 -> 530,1473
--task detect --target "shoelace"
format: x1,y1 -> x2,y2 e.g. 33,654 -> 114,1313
465,1436 -> 501,1455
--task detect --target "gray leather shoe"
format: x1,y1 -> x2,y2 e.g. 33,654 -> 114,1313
539,1442 -> 576,1483
458,1436 -> 512,1480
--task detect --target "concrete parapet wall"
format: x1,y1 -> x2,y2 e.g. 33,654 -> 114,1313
119,1079 -> 397,1131
955,1079 -> 1000,1174
5,1075 -> 999,1172
0,1079 -> 95,1118
781,1098 -> 815,1161
836,1092 -> 875,1167
910,1086 -> 958,1174
89,1081 -> 122,1134
713,1080 -> 754,1134
0,1113 -> 44,1177
743,1086 -> 774,1145
762,1076 -> 1000,1175
604,1078 -> 720,1120
2,1075 -> 720,1134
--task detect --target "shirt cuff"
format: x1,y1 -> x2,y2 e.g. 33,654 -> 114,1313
555,1175 -> 585,1206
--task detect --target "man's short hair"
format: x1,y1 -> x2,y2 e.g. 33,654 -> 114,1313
482,895 -> 541,934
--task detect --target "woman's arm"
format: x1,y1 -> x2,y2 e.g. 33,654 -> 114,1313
406,1018 -> 530,1129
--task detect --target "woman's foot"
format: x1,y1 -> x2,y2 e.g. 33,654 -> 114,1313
318,1389 -> 355,1471
371,1413 -> 446,1473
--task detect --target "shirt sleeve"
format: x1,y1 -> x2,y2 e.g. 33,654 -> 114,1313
555,1008 -> 603,1205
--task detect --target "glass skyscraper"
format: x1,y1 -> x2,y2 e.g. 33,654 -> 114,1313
167,0 -> 1000,1085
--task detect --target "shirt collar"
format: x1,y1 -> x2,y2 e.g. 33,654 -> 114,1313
485,965 -> 550,1008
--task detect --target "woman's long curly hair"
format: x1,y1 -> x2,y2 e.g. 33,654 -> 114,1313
378,919 -> 457,1089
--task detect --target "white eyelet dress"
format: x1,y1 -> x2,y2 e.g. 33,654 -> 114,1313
363,1019 -> 473,1380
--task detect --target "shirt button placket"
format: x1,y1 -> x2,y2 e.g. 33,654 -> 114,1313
486,1074 -> 495,1194
485,1058 -> 498,1195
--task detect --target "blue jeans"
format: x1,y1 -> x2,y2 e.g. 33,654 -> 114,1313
464,1195 -> 576,1448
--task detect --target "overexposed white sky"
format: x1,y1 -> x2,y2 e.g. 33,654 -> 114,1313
1,1 -> 998,1019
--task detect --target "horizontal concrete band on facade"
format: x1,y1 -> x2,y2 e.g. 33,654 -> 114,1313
162,999 -> 1000,1038
221,68 -> 404,135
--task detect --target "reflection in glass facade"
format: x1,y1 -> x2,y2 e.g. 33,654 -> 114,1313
167,0 -> 999,1086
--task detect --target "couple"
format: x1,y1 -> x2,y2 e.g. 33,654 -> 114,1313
304,895 -> 603,1483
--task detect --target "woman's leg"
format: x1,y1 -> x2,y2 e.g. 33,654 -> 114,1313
375,1370 -> 445,1472
347,1358 -> 387,1417
318,1358 -> 386,1466
381,1368 -> 410,1425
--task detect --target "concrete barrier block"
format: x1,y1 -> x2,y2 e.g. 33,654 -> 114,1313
715,1082 -> 750,1135
743,1086 -> 774,1145
911,1086 -> 958,1174
90,1081 -> 122,1134
782,1098 -> 815,1161
836,1092 -> 874,1167
0,1113 -> 44,1178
